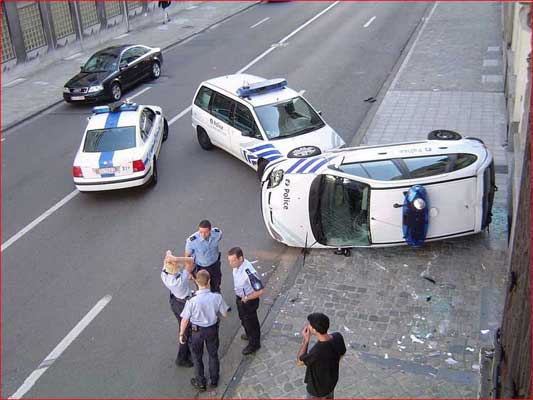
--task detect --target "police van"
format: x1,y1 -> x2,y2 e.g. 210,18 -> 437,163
191,74 -> 345,178
261,131 -> 496,248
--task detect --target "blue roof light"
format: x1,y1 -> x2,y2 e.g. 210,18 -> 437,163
92,102 -> 138,115
92,106 -> 110,114
237,78 -> 287,98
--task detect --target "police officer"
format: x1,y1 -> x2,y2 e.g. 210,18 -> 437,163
185,220 -> 223,293
161,251 -> 194,367
179,269 -> 228,392
227,247 -> 265,355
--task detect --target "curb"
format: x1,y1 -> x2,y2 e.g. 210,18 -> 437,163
349,2 -> 434,147
2,2 -> 260,134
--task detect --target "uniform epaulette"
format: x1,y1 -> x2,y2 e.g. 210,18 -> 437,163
189,234 -> 197,241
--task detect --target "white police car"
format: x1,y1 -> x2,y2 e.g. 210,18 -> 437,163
191,74 -> 345,178
261,131 -> 496,248
72,101 -> 168,192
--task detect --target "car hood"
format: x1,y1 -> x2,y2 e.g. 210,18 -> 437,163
270,124 -> 345,156
66,71 -> 112,88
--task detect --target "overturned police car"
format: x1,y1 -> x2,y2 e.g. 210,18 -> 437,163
261,131 -> 496,248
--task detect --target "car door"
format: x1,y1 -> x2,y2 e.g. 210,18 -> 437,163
208,92 -> 235,152
140,108 -> 159,164
119,48 -> 143,87
231,102 -> 264,166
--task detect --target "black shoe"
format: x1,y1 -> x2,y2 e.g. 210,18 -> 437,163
191,378 -> 206,392
176,359 -> 193,368
240,334 -> 249,341
209,381 -> 218,388
242,345 -> 260,355
227,306 -> 232,312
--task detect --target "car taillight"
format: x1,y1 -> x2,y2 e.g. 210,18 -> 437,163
73,166 -> 83,177
132,160 -> 145,172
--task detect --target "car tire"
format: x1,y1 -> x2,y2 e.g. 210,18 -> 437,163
163,118 -> 169,142
110,82 -> 122,102
257,159 -> 268,181
427,129 -> 462,141
151,158 -> 158,186
197,127 -> 214,150
151,61 -> 161,80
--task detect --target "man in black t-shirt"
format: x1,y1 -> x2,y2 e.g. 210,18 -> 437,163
296,313 -> 346,399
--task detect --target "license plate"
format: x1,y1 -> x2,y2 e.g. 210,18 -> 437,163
98,167 -> 115,175
71,96 -> 85,101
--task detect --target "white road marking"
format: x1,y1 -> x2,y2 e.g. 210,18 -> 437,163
237,1 -> 339,74
32,81 -> 49,85
9,295 -> 112,399
63,52 -> 83,61
4,3 -> 341,252
3,78 -> 26,88
250,17 -> 270,29
299,90 -> 306,95
363,16 -> 376,28
127,86 -> 152,100
2,190 -> 79,252
1,137 -> 6,142
114,33 -> 130,39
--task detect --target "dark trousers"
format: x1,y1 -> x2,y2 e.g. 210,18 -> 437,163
169,294 -> 191,364
236,296 -> 261,349
194,258 -> 222,293
190,324 -> 220,386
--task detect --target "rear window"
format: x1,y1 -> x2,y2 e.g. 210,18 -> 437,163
339,153 -> 478,181
83,127 -> 136,152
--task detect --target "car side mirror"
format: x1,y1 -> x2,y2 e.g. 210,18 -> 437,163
317,110 -> 323,115
119,62 -> 128,70
242,129 -> 254,137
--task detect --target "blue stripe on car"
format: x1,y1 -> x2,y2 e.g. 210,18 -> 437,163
295,157 -> 322,173
286,158 -> 307,174
99,152 -> 115,177
256,149 -> 282,158
105,111 -> 121,128
308,156 -> 335,173
249,143 -> 275,152
265,155 -> 283,162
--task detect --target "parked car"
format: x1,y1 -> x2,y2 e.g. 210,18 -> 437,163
191,74 -> 345,178
63,45 -> 163,103
261,131 -> 496,248
72,101 -> 168,192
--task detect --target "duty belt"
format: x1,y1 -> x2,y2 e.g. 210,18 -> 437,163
170,293 -> 191,303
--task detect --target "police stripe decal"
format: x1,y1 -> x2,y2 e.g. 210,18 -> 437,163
256,149 -> 281,158
249,143 -> 275,152
105,111 -> 121,129
295,157 -> 322,173
286,158 -> 307,174
308,156 -> 335,173
99,152 -> 115,177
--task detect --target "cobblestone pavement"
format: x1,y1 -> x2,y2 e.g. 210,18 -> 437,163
227,2 -> 509,398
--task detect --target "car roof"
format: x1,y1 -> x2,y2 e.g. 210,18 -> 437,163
86,108 -> 141,131
204,74 -> 299,108
95,44 -> 143,56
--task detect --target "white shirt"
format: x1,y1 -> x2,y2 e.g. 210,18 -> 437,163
180,288 -> 228,327
161,267 -> 191,299
232,259 -> 257,298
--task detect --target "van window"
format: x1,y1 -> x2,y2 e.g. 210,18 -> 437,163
452,153 -> 477,171
194,86 -> 213,111
403,155 -> 449,178
210,93 -> 234,125
360,160 -> 403,180
234,103 -> 261,139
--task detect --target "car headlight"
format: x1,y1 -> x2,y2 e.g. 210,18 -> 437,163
413,198 -> 426,210
63,87 -> 70,93
268,169 -> 284,188
88,85 -> 104,93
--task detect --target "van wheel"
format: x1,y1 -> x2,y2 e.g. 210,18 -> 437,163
197,128 -> 214,150
162,118 -> 169,142
257,159 -> 268,180
151,158 -> 158,186
427,130 -> 462,140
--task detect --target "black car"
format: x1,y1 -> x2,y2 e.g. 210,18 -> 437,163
63,44 -> 163,103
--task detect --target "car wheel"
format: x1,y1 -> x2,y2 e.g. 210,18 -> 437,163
151,158 -> 158,186
163,118 -> 169,142
427,129 -> 462,140
197,127 -> 214,150
257,159 -> 268,181
151,61 -> 161,80
110,82 -> 122,102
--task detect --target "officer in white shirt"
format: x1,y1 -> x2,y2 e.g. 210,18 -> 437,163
161,251 -> 194,367
185,220 -> 223,293
180,270 -> 229,392
227,247 -> 265,355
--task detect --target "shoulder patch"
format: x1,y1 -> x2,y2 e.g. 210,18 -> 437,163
188,235 -> 196,241
213,228 -> 220,233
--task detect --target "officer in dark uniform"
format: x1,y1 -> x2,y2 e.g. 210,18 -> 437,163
227,247 -> 265,355
161,251 -> 194,367
185,220 -> 223,293
180,269 -> 229,392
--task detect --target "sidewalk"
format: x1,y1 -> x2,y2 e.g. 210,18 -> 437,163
1,2 -> 258,131
227,3 -> 509,398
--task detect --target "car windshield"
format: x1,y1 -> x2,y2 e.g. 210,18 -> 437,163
309,174 -> 371,246
82,52 -> 118,72
83,126 -> 136,152
254,96 -> 325,140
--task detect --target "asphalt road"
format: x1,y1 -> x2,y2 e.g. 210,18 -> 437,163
2,2 -> 429,397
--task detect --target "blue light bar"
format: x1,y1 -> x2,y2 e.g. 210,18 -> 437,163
237,78 -> 287,98
92,102 -> 138,114
92,106 -> 110,114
